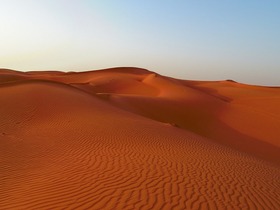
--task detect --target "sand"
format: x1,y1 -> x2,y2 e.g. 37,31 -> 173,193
0,67 -> 279,209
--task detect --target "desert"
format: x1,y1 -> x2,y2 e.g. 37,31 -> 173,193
0,67 -> 279,209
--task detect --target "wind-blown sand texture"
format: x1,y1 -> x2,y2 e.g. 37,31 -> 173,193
0,67 -> 279,209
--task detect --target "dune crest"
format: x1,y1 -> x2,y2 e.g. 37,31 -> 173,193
1,67 -> 279,209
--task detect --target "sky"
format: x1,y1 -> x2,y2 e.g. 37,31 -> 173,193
0,0 -> 279,85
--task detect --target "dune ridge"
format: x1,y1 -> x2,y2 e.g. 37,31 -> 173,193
0,67 -> 279,209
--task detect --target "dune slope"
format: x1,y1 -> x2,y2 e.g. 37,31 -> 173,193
0,68 -> 279,209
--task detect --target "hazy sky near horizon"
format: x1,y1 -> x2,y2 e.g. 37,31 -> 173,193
1,0 -> 279,85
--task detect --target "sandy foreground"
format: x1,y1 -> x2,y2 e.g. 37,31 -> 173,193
0,67 -> 279,209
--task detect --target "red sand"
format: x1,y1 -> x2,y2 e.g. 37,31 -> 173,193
0,67 -> 279,209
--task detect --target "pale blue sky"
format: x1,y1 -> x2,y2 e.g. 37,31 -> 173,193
1,0 -> 279,85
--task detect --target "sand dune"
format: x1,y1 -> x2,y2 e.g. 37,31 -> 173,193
0,68 -> 279,209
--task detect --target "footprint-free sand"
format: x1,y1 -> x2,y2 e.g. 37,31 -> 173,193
1,67 -> 279,209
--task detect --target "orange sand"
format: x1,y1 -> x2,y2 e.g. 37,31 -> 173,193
0,67 -> 279,209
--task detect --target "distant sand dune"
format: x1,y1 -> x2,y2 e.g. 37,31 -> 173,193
0,68 -> 279,209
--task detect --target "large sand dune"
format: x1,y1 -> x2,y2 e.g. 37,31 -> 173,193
0,67 -> 279,209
